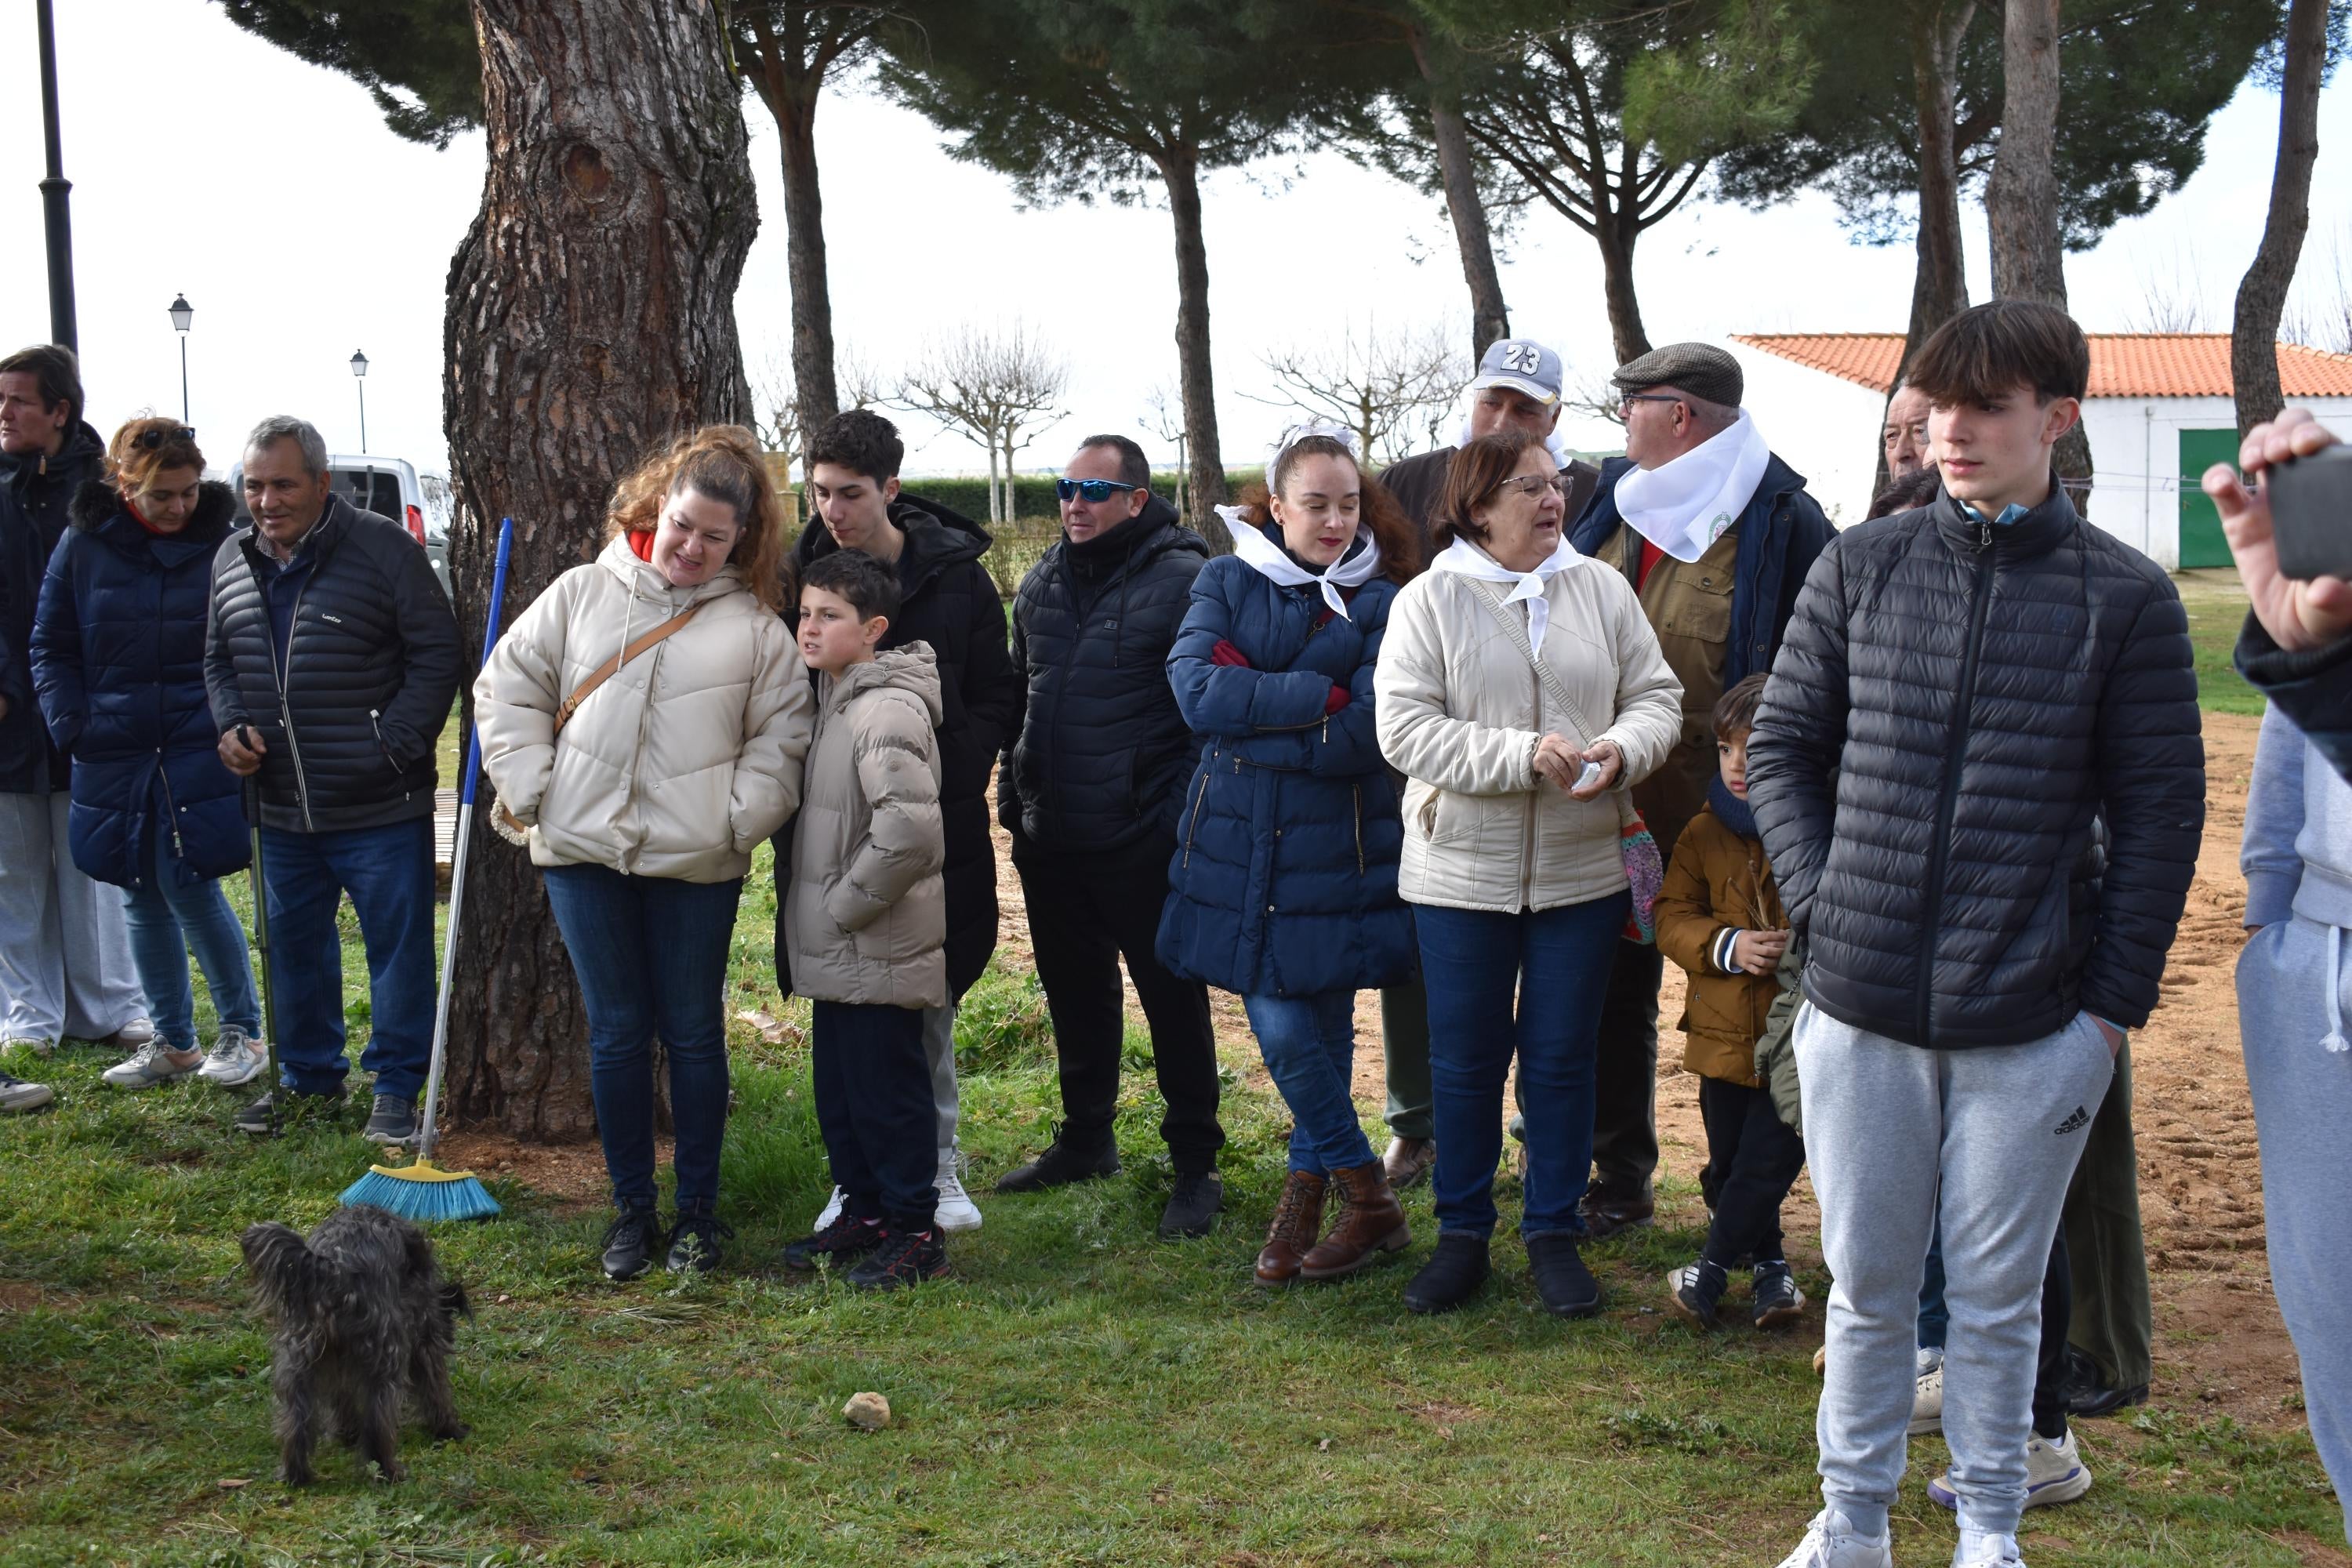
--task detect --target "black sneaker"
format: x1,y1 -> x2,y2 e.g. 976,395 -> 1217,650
666,1212 -> 734,1273
1157,1169 -> 1224,1239
1403,1232 -> 1490,1315
1667,1258 -> 1730,1329
601,1209 -> 664,1282
1526,1232 -> 1602,1318
233,1087 -> 344,1135
846,1227 -> 949,1290
1751,1260 -> 1806,1329
783,1211 -> 885,1271
362,1094 -> 419,1145
995,1124 -> 1121,1193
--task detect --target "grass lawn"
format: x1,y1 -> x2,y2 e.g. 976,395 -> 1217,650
2176,570 -> 2265,718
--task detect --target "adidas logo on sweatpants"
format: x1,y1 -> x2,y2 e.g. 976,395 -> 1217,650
2053,1105 -> 2090,1135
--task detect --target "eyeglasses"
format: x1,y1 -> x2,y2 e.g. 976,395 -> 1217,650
132,425 -> 196,448
1617,394 -> 1681,416
1055,477 -> 1139,503
1490,474 -> 1569,500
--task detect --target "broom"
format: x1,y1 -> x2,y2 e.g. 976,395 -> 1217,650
342,517 -> 515,1222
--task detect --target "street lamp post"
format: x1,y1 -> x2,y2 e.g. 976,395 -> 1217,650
34,0 -> 78,350
169,295 -> 192,423
350,350 -> 368,454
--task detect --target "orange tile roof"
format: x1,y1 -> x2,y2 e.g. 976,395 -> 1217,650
1731,332 -> 2352,399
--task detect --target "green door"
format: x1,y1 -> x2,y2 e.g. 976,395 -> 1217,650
2179,428 -> 2238,568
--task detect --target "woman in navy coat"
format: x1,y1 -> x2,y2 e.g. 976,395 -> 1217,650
31,419 -> 262,1090
1159,426 -> 1420,1287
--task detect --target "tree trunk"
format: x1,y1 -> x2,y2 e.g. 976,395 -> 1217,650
1429,95 -> 1511,360
1159,143 -> 1230,546
1885,0 -> 1976,491
443,0 -> 759,1140
2234,0 -> 2329,436
1000,431 -> 1018,523
1984,0 -> 2090,509
1595,212 -> 1651,367
984,437 -> 1002,527
775,85 -> 840,464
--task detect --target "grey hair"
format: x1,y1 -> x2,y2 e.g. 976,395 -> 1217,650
1682,395 -> 1740,435
245,416 -> 329,476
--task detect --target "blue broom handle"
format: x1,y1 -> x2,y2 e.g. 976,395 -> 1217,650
418,516 -> 514,1164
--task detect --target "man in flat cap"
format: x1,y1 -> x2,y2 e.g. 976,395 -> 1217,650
1566,340 -> 1834,1238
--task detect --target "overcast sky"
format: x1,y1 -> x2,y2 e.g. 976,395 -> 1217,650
3,0 -> 2349,485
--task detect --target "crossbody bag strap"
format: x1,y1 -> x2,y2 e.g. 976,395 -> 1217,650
552,599 -> 709,735
1459,575 -> 1637,829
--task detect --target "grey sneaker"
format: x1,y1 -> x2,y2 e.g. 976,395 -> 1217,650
198,1026 -> 270,1087
0,1071 -> 56,1112
103,1018 -> 158,1051
363,1094 -> 419,1145
101,1040 -> 205,1088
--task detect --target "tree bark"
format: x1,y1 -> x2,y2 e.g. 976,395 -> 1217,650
443,0 -> 760,1139
2234,0 -> 2329,435
1885,0 -> 1976,492
1595,212 -> 1651,367
1159,142 -> 1230,545
1984,0 -> 2091,509
1411,29 -> 1509,359
775,87 -> 840,460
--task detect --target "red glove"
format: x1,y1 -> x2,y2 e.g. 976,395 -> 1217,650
1325,684 -> 1350,715
1209,640 -> 1252,668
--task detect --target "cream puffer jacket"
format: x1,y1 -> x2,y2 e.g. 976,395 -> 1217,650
1375,548 -> 1683,913
475,536 -> 813,883
783,645 -> 948,1009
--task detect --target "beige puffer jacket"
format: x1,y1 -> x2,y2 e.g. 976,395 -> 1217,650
1375,549 -> 1683,913
475,536 -> 813,883
783,645 -> 948,1008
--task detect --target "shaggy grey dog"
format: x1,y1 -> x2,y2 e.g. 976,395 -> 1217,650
240,1205 -> 470,1484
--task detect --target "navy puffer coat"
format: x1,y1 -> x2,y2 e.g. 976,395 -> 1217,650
1156,539 -> 1414,997
31,481 -> 248,889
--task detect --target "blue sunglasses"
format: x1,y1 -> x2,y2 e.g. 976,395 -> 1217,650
1055,477 -> 1139,503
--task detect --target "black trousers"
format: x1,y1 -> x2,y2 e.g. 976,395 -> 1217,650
1014,840 -> 1225,1173
811,1000 -> 938,1231
1697,1076 -> 1806,1266
1589,939 -> 1667,1196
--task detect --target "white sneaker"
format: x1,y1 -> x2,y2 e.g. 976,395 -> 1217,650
1951,1528 -> 2026,1567
813,1185 -> 846,1231
1917,1345 -> 1944,1377
1774,1508 -> 1893,1568
198,1026 -> 270,1087
3,1036 -> 56,1058
935,1149 -> 982,1234
101,1040 -> 205,1088
111,1017 -> 157,1049
1908,1363 -> 1944,1436
1929,1427 -> 2091,1512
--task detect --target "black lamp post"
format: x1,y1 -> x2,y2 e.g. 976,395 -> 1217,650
169,294 -> 192,423
35,0 -> 77,351
350,350 -> 368,454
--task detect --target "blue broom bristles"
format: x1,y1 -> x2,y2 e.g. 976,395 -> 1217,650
340,1160 -> 503,1222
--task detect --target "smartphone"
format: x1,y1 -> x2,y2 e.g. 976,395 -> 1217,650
2267,445 -> 2352,581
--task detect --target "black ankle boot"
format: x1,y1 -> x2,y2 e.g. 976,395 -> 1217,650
1403,1232 -> 1490,1314
1526,1232 -> 1602,1318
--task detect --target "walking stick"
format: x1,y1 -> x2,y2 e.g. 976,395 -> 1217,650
240,755 -> 281,1139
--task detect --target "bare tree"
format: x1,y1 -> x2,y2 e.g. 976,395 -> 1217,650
894,322 -> 1070,526
2234,0 -> 2335,434
2125,250 -> 2211,335
2283,225 -> 2352,353
1247,321 -> 1469,466
1140,383 -> 1190,518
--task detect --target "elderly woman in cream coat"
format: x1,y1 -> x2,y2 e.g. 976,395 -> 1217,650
1374,426 -> 1681,1320
477,427 -> 813,1283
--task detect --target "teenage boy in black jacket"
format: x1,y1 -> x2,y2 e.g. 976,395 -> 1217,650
1747,302 -> 2202,1568
994,433 -> 1225,1240
789,408 -> 1018,1236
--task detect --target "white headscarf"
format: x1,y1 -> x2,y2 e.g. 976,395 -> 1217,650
1429,532 -> 1584,649
1613,408 -> 1771,564
1216,506 -> 1383,621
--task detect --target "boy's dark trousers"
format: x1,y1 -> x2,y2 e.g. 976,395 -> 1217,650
1697,1076 -> 1806,1265
811,1000 -> 938,1230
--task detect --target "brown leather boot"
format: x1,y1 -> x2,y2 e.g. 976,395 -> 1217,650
1254,1170 -> 1326,1287
1300,1162 -> 1410,1281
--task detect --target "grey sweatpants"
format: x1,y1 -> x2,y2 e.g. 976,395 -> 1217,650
2239,915 -> 2352,1541
0,791 -> 144,1044
924,1003 -> 960,1152
1798,1002 -> 2115,1537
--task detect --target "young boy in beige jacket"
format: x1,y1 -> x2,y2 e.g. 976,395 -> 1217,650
779,549 -> 951,1289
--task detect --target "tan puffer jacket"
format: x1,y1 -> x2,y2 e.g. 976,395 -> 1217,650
1375,550 -> 1682,913
783,645 -> 948,1008
475,536 -> 813,883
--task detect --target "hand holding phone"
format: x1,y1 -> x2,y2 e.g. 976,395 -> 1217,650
2201,409 -> 2352,653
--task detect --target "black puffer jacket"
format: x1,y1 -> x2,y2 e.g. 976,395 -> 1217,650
791,494 -> 1017,998
0,419 -> 104,793
1000,499 -> 1207,855
1747,483 -> 2203,1050
204,495 -> 461,833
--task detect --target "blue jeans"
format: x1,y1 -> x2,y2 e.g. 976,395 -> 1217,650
121,832 -> 260,1053
260,819 -> 435,1100
543,863 -> 741,1217
1243,990 -> 1375,1174
1416,892 -> 1628,1239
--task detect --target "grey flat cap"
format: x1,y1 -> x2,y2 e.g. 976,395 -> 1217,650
1611,342 -> 1744,409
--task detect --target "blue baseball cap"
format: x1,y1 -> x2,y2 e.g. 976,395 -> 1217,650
1470,338 -> 1564,405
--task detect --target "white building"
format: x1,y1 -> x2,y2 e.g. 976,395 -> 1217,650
1724,332 -> 2352,568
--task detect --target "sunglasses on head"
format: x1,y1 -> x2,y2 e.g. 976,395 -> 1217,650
132,425 -> 196,449
1055,477 -> 1138,503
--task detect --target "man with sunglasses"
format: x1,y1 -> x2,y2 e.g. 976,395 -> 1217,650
994,434 -> 1227,1240
1565,341 -> 1832,1240
0,343 -> 150,1082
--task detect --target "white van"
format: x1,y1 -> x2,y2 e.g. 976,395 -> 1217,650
227,452 -> 448,597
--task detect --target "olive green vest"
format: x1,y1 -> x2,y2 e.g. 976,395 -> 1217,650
1596,521 -> 1740,860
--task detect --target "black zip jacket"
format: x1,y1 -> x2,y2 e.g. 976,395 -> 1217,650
204,495 -> 460,833
2238,613 -> 2352,784
1746,480 -> 2204,1048
0,419 -> 104,793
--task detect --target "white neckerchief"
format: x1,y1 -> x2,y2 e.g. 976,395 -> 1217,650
1431,532 -> 1583,648
1613,408 -> 1771,563
1216,506 -> 1382,621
